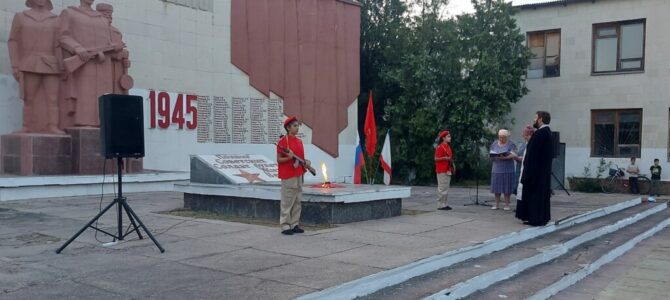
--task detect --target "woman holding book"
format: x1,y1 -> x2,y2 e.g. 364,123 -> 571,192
490,129 -> 517,210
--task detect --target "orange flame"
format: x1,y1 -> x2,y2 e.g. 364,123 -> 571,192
320,162 -> 329,183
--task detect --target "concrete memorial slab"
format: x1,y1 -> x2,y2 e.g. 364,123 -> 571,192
176,183 -> 410,225
190,154 -> 279,184
180,154 -> 411,224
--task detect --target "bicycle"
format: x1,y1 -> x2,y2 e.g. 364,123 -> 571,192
600,165 -> 651,194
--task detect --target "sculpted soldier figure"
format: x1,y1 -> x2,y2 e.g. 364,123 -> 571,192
8,0 -> 65,134
96,3 -> 133,94
59,0 -> 115,127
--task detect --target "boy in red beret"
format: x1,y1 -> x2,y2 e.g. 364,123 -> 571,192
435,130 -> 454,210
276,116 -> 311,235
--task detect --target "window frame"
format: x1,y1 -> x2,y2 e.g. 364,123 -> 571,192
591,108 -> 643,158
526,29 -> 561,79
591,19 -> 646,75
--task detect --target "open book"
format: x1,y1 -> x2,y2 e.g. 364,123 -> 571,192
489,150 -> 510,158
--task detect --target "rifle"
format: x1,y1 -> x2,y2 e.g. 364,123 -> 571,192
273,142 -> 317,176
63,44 -> 119,73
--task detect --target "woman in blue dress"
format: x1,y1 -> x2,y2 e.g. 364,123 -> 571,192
490,129 -> 517,210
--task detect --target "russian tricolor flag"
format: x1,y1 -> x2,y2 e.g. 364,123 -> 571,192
354,132 -> 365,184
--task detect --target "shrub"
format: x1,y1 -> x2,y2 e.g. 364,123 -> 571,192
569,177 -> 601,193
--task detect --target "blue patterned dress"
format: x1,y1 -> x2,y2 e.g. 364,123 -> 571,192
490,140 -> 517,194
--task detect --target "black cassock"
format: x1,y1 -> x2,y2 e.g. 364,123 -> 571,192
515,126 -> 553,226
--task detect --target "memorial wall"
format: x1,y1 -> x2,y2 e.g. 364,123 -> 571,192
0,0 -> 359,181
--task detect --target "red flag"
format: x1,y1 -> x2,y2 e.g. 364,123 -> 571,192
364,91 -> 377,157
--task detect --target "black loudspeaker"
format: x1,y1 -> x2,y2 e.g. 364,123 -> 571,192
99,94 -> 145,158
551,131 -> 560,158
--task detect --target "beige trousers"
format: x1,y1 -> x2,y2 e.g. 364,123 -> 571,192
280,176 -> 303,230
437,172 -> 452,208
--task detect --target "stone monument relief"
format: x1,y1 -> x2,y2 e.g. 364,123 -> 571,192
2,0 -> 136,175
7,0 -> 62,134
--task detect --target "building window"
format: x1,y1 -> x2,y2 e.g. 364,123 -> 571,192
592,109 -> 642,157
592,19 -> 645,74
527,30 -> 560,78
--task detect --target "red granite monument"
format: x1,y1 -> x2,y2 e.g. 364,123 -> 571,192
2,0 -> 139,175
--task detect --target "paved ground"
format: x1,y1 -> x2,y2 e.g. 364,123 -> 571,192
0,186 -> 664,299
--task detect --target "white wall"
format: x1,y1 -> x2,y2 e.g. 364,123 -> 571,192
131,88 -> 357,182
0,0 -> 358,179
511,0 -> 670,179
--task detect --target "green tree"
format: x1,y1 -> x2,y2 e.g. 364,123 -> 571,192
359,0 -> 530,185
381,0 -> 459,184
441,0 -> 531,182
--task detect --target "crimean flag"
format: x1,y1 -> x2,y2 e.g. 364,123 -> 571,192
379,132 -> 392,185
353,132 -> 365,184
364,91 -> 377,157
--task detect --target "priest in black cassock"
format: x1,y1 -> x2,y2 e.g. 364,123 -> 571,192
515,111 -> 554,226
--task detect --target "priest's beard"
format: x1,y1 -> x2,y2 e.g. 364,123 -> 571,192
533,120 -> 541,129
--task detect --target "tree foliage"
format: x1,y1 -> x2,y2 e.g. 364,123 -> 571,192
359,0 -> 531,185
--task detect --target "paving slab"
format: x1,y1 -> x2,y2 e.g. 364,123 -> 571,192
198,228 -> 294,247
321,244 -> 435,269
73,260 -> 236,297
150,274 -> 316,300
1,280 -> 125,300
0,260 -> 67,294
312,228 -> 446,250
181,248 -> 306,274
157,220 -> 251,238
131,237 -> 244,261
384,213 -> 474,226
247,258 -> 384,290
248,235 -> 365,258
347,219 -> 447,235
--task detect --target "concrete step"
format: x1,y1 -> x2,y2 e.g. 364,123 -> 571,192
466,204 -> 670,300
0,172 -> 189,201
298,198 -> 649,300
359,201 -> 666,300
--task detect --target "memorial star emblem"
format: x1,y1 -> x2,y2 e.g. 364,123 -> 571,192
234,169 -> 265,183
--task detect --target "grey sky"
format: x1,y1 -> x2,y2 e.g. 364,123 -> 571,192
445,0 -> 531,16
446,0 -> 475,16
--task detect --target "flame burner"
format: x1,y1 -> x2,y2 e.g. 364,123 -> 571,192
309,181 -> 345,189
309,162 -> 345,188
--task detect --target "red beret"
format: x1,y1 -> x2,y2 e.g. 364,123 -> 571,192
283,116 -> 298,128
439,130 -> 450,139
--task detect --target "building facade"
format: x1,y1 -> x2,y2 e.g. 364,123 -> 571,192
510,0 -> 670,181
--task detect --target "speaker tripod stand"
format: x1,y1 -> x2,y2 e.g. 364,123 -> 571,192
56,158 -> 164,253
464,142 -> 490,207
464,175 -> 491,206
551,171 -> 570,196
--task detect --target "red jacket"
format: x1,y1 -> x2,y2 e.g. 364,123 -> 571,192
435,143 -> 453,174
277,135 -> 306,179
